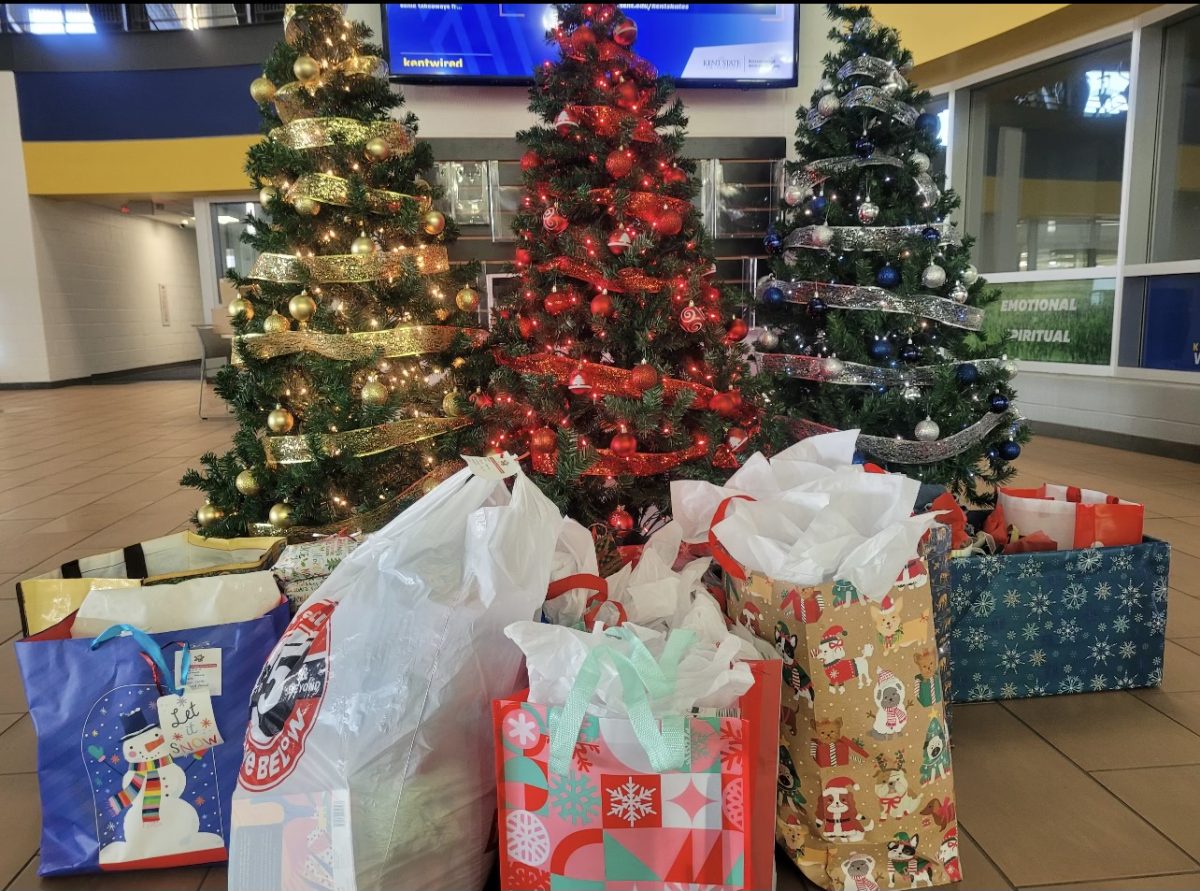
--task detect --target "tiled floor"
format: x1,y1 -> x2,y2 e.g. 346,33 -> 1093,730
1,380 -> 1199,890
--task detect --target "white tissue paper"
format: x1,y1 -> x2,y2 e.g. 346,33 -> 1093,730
541,518 -> 602,627
505,620 -> 755,717
671,430 -> 941,603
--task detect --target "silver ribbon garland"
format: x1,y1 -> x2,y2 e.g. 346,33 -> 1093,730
757,278 -> 985,330
758,353 -> 1008,387
807,86 -> 918,130
837,56 -> 908,91
857,411 -> 1021,465
789,154 -> 942,207
783,221 -> 960,252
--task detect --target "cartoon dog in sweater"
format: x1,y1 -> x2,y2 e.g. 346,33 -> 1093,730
775,621 -> 816,710
813,625 -> 873,694
869,595 -> 930,656
871,669 -> 910,739
886,832 -> 935,887
818,776 -> 875,842
920,717 -> 952,786
841,853 -> 881,891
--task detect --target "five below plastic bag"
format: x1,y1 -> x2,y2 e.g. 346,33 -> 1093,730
227,455 -> 565,891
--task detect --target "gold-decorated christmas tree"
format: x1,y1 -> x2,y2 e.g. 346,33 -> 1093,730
182,3 -> 487,538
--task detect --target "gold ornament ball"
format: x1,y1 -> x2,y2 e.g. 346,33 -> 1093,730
442,390 -> 466,417
364,137 -> 391,161
267,406 -> 295,434
258,185 -> 278,207
263,310 -> 291,334
293,196 -> 320,216
422,210 -> 447,236
413,176 -> 431,192
227,297 -> 254,320
289,292 -> 317,323
455,286 -> 480,312
435,308 -> 450,322
249,76 -> 276,103
350,235 -> 376,255
293,54 -> 320,82
361,379 -> 389,406
235,469 -> 262,496
268,502 -> 295,529
197,501 -> 224,528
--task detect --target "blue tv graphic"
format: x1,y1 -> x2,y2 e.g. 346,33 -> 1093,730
383,4 -> 797,85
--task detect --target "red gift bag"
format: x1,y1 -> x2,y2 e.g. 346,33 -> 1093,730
493,660 -> 780,890
998,483 -> 1144,550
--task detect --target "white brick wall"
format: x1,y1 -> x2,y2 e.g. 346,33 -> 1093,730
29,197 -> 204,380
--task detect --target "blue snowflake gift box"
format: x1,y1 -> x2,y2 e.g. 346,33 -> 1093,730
947,538 -> 1170,702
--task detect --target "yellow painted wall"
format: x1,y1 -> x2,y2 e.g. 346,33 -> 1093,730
23,135 -> 258,196
871,4 -> 1068,65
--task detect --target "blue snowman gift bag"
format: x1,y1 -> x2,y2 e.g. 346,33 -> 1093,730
17,600 -> 289,876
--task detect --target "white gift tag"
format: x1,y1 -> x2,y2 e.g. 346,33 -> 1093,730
176,647 -> 222,696
156,689 -> 223,757
462,452 -> 521,480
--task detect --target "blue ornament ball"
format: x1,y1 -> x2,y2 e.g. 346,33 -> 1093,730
854,136 -> 875,158
989,392 -> 1010,413
809,195 -> 829,216
876,264 -> 900,287
955,363 -> 979,385
869,338 -> 894,360
921,226 -> 940,242
916,112 -> 939,134
852,450 -> 867,465
764,231 -> 783,253
808,297 -> 827,316
762,286 -> 785,306
998,440 -> 1021,460
900,343 -> 920,362
986,447 -> 999,461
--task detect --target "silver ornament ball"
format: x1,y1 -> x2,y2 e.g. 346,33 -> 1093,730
853,17 -> 873,33
857,201 -> 880,225
961,264 -> 979,286
812,224 -> 835,247
921,263 -> 947,289
757,330 -> 780,350
910,151 -> 931,174
915,417 -> 940,442
818,77 -> 835,93
817,93 -> 841,117
823,356 -> 845,376
949,282 -> 969,303
1001,358 -> 1018,375
784,184 -> 806,206
902,385 -> 922,402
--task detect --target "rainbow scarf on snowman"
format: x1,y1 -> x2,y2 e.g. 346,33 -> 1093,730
107,755 -> 173,823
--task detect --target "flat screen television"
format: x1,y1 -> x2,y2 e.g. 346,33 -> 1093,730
382,4 -> 798,87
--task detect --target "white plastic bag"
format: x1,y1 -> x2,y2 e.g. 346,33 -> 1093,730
228,457 -> 565,891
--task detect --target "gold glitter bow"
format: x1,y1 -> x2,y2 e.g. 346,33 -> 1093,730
265,416 -> 468,465
249,246 -> 450,283
235,325 -> 488,364
286,172 -> 431,214
269,117 -> 415,154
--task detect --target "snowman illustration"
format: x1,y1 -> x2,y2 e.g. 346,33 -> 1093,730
97,708 -> 225,868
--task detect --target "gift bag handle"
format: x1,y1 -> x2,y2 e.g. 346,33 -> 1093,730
548,645 -> 688,776
91,624 -> 191,697
606,626 -> 695,700
709,495 -> 755,581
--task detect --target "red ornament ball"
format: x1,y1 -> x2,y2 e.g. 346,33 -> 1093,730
679,303 -> 705,333
470,390 -> 494,409
608,506 -> 635,532
517,316 -> 534,339
664,166 -> 687,185
629,363 -> 659,391
567,366 -> 594,395
613,19 -> 637,46
571,25 -> 596,54
520,151 -> 541,172
605,149 -> 634,179
554,108 -> 579,135
616,80 -> 639,106
727,427 -> 749,449
590,293 -> 614,317
542,206 -> 568,233
544,292 -> 569,316
607,227 -> 632,255
655,210 -> 683,237
610,432 -> 637,457
514,247 -> 532,267
727,389 -> 744,409
530,427 -> 557,452
710,393 -> 735,416
726,318 -> 749,342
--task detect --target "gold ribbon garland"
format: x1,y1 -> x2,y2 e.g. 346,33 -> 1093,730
249,246 -> 450,283
273,55 -> 387,123
286,172 -> 431,214
235,325 -> 488,364
265,416 -> 469,465
269,117 -> 415,154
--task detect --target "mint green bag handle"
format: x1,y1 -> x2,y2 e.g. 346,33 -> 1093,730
548,643 -> 690,776
607,626 -> 694,700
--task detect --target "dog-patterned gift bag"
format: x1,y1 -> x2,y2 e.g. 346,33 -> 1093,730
725,558 -> 961,890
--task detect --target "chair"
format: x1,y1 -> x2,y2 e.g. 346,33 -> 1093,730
195,325 -> 231,419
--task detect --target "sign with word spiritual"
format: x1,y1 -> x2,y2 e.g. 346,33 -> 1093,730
982,278 -> 1115,365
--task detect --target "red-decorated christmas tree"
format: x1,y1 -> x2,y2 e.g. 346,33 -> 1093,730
484,3 -> 773,538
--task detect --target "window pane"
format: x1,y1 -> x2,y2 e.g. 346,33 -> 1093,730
923,93 -> 950,183
1138,274 -> 1200,370
211,201 -> 260,279
1150,14 -> 1200,262
981,278 -> 1116,364
967,42 -> 1130,273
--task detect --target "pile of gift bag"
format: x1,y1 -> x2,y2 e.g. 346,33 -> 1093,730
12,434 -> 1169,889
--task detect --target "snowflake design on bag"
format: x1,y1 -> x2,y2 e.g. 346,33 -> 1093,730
1063,583 -> 1088,610
1149,667 -> 1163,685
506,810 -> 551,867
1028,590 -> 1052,617
1112,614 -> 1131,635
574,741 -> 601,773
1089,637 -> 1114,665
720,724 -> 745,773
972,592 -> 997,618
999,647 -> 1023,674
550,771 -> 600,825
1075,548 -> 1103,573
1118,582 -> 1144,611
1119,640 -> 1137,659
977,555 -> 1003,578
1059,674 -> 1083,695
1090,674 -> 1108,691
1056,618 -> 1081,643
1110,552 -> 1134,573
966,628 -> 989,652
1029,649 -> 1046,667
1000,682 -> 1018,699
607,777 -> 657,827
950,584 -> 973,613
1115,671 -> 1138,688
506,712 -> 541,748
1094,581 -> 1112,601
723,776 -> 745,828
1003,590 -> 1022,608
1152,577 -> 1168,603
1150,611 -> 1167,634
1022,623 -> 1040,642
968,682 -> 994,701
1026,682 -> 1048,697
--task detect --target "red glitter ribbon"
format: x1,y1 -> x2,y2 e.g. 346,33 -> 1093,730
531,438 -> 709,476
537,256 -> 664,293
502,353 -> 716,409
569,105 -> 658,142
589,189 -> 692,224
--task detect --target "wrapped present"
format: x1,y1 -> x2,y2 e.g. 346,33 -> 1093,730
271,532 -> 361,612
16,532 -> 285,636
948,536 -> 1170,702
16,588 -> 289,876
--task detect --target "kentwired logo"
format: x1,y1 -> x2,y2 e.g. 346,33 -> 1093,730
403,56 -> 464,69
